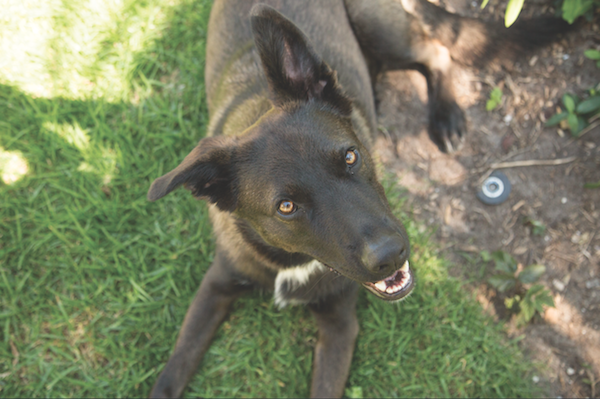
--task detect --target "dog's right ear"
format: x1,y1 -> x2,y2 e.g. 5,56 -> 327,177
250,4 -> 351,115
147,136 -> 238,212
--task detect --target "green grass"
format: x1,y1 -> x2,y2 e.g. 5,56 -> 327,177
0,1 -> 540,397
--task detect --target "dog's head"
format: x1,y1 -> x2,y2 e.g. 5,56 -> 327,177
148,4 -> 413,301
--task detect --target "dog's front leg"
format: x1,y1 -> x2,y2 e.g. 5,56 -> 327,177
308,287 -> 360,398
150,252 -> 250,398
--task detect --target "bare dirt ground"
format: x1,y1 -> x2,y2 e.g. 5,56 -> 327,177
374,1 -> 600,397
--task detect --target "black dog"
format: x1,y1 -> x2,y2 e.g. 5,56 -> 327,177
147,1 -> 569,397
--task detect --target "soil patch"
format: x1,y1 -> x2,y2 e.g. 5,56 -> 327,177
374,2 -> 600,397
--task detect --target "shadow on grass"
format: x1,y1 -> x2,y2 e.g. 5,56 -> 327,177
0,0 -> 547,397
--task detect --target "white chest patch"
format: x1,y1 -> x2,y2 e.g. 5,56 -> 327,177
274,260 -> 327,308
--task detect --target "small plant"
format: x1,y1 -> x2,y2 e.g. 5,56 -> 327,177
484,250 -> 555,326
525,217 -> 546,236
486,87 -> 503,111
545,92 -> 600,137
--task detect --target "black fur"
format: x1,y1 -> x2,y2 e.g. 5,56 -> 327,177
147,1 -> 572,397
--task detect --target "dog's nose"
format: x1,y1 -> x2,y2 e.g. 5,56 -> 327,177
361,236 -> 407,276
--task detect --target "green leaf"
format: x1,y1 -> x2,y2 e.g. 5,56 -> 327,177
545,111 -> 568,126
505,295 -> 519,309
584,49 -> 600,60
562,0 -> 594,24
516,284 -> 553,326
486,87 -> 503,111
567,112 -> 579,133
576,95 -> 600,114
567,115 -> 587,137
518,264 -> 546,284
584,180 -> 600,189
480,250 -> 491,262
346,387 -> 364,399
480,0 -> 490,9
491,87 -> 503,101
526,284 -> 545,297
577,116 -> 588,135
527,218 -> 546,236
505,0 -> 525,27
517,298 -> 536,325
526,284 -> 555,313
491,250 -> 517,274
533,290 -> 555,312
563,94 -> 576,113
488,274 -> 517,292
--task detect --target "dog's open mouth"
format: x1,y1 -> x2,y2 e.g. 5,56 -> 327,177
362,261 -> 414,301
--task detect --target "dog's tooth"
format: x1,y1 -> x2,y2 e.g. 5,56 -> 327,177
402,275 -> 412,288
400,261 -> 409,273
386,286 -> 395,294
375,281 -> 387,292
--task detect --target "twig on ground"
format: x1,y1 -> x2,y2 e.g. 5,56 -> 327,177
512,200 -> 526,212
473,207 -> 493,226
490,156 -> 577,170
562,120 -> 600,148
548,252 -> 579,264
473,147 -> 531,176
575,120 -> 600,139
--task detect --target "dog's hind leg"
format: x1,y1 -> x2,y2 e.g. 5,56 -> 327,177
344,0 -> 466,152
308,286 -> 360,398
149,252 -> 251,398
345,0 -> 571,152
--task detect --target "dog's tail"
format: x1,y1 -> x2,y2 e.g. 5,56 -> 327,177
405,0 -> 574,67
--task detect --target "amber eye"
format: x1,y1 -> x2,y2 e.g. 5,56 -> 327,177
278,200 -> 296,215
345,149 -> 358,166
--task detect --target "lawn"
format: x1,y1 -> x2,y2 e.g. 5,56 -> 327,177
0,0 -> 541,397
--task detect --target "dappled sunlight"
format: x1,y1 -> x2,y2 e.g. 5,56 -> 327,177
43,121 -> 90,151
77,147 -> 118,185
0,0 -> 173,101
0,147 -> 29,185
1,0 -> 190,192
0,0 -> 216,396
544,294 -> 600,376
42,120 -> 118,184
0,0 -> 56,98
376,131 -> 467,187
78,145 -> 119,185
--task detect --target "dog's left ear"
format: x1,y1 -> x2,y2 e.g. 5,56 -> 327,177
250,4 -> 352,115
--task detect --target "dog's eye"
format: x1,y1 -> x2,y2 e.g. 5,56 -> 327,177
345,149 -> 358,166
278,200 -> 297,215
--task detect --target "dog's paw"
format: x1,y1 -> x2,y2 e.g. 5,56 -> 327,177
428,100 -> 466,153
